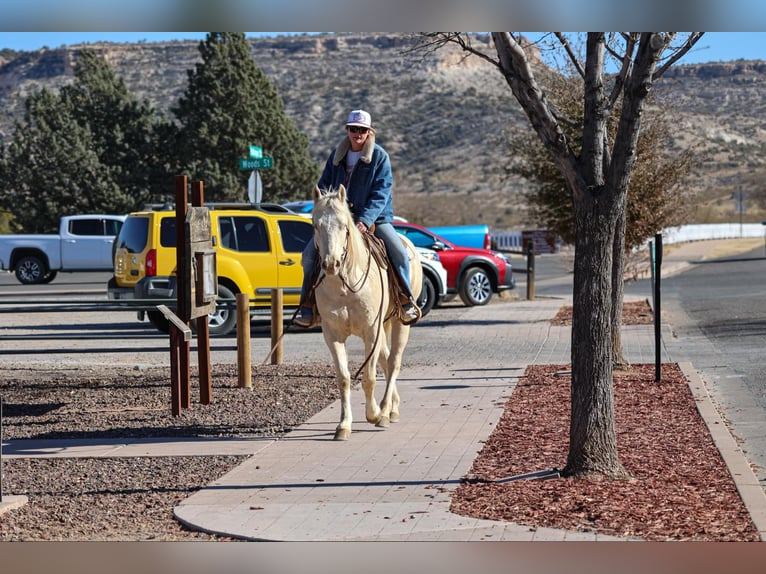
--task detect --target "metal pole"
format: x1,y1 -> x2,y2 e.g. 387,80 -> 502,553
1,396 -> 4,502
654,233 -> 663,382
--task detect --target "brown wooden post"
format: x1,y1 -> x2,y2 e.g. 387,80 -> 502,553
526,240 -> 535,301
175,175 -> 191,408
270,288 -> 283,365
196,316 -> 212,404
236,293 -> 252,388
191,180 -> 213,404
169,324 -> 182,417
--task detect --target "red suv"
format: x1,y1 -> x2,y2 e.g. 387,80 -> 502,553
393,222 -> 515,306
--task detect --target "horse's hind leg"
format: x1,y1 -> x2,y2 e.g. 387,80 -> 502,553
379,323 -> 411,426
380,322 -> 399,422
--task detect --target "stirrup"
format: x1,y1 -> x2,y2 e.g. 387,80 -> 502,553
400,302 -> 422,325
293,308 -> 320,328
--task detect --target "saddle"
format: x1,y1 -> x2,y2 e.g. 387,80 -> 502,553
305,230 -> 415,322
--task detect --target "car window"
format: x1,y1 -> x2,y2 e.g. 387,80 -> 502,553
160,217 -> 176,248
278,219 -> 313,253
219,217 -> 235,250
69,218 -> 103,236
104,219 -> 123,236
219,216 -> 270,253
117,217 -> 149,253
396,227 -> 436,249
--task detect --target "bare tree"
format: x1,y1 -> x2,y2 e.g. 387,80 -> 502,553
420,32 -> 703,478
513,79 -> 696,366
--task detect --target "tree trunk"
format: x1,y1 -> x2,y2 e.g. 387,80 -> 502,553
564,186 -> 630,479
611,194 -> 629,368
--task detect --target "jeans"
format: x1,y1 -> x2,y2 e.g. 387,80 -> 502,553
300,222 -> 412,307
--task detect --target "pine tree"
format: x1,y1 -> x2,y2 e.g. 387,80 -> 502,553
172,32 -> 319,202
0,88 -> 120,232
61,49 -> 173,206
0,49 -> 172,231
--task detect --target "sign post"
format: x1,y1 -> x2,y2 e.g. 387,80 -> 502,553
239,146 -> 274,203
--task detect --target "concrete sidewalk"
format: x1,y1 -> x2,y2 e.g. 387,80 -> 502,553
3,238 -> 765,539
168,289 -> 766,541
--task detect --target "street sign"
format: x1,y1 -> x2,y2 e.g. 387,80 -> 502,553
238,156 -> 273,170
249,145 -> 263,158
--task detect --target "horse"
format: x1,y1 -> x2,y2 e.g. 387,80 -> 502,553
310,184 -> 422,440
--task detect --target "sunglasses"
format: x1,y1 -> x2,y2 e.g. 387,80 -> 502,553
348,126 -> 369,134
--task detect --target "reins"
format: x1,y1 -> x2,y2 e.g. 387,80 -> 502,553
351,231 -> 388,380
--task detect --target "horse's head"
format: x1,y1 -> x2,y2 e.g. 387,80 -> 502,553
312,185 -> 354,276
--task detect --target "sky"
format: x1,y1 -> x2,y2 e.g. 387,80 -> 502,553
1,32 -> 765,65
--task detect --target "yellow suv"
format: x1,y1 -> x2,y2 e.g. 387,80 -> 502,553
107,203 -> 313,335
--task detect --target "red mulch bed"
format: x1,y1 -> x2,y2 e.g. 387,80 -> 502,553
450,300 -> 760,541
549,298 -> 655,326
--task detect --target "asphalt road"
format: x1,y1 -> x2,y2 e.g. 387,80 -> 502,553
646,246 -> 766,409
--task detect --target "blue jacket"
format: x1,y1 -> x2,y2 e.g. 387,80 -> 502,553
317,134 -> 394,229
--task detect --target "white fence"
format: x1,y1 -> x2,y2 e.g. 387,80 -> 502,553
660,223 -> 765,244
493,223 -> 766,252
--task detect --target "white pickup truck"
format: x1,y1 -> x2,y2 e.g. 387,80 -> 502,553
0,214 -> 126,284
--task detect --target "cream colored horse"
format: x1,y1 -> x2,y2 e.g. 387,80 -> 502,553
311,185 -> 422,440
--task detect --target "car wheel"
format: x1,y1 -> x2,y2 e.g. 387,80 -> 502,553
417,273 -> 437,318
459,266 -> 492,306
41,270 -> 58,284
14,255 -> 48,285
196,284 -> 238,337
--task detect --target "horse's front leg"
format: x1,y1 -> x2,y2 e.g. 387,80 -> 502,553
327,339 -> 353,441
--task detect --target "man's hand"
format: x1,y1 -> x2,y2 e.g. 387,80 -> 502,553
356,221 -> 368,233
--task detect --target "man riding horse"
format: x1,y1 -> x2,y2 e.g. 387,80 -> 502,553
294,109 -> 421,328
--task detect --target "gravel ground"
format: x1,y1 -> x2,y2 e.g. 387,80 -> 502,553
0,362 -> 341,541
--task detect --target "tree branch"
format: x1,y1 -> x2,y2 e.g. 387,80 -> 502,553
554,32 -> 586,78
490,32 -> 584,198
653,32 -> 705,79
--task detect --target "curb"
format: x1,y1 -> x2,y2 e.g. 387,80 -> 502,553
0,495 -> 28,516
680,361 -> 766,541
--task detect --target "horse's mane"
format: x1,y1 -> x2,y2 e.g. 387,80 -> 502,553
314,188 -> 367,270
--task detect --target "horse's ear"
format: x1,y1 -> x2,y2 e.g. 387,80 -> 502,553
313,185 -> 321,201
338,184 -> 346,203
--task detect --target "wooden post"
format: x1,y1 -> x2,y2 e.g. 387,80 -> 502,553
160,305 -> 192,416
236,293 -> 252,388
197,316 -> 212,404
526,240 -> 535,301
175,175 -> 191,408
170,324 -> 182,416
191,180 -> 212,404
270,288 -> 284,365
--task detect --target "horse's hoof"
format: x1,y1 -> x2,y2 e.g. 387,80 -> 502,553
376,415 -> 390,428
389,412 -> 400,423
334,428 -> 350,441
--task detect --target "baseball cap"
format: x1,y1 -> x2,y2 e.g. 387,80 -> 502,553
345,109 -> 372,129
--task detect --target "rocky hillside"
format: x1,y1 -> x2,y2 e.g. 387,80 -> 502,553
1,33 -> 765,229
